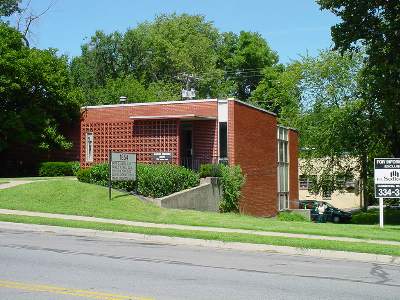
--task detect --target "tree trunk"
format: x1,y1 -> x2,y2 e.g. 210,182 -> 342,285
360,154 -> 369,211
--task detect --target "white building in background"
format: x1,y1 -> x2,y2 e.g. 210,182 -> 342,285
298,158 -> 362,210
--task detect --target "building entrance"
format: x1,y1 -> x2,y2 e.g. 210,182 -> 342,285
180,123 -> 193,169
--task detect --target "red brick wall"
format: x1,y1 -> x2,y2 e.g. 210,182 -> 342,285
289,129 -> 299,208
230,101 -> 278,217
80,100 -> 218,167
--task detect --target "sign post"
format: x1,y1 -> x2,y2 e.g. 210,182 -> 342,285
374,158 -> 400,228
109,151 -> 137,201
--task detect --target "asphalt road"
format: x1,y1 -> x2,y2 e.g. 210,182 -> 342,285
0,227 -> 399,300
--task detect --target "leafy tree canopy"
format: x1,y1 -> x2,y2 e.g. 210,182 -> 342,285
0,24 -> 79,165
0,0 -> 20,17
70,13 -> 279,103
318,0 -> 400,157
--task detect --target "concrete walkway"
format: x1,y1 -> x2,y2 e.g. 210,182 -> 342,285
0,181 -> 34,190
0,177 -> 77,191
0,208 -> 399,246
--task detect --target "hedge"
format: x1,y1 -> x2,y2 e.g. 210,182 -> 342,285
198,163 -> 224,178
77,163 -> 200,198
39,161 -> 80,177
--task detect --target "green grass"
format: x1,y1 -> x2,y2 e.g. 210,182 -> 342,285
0,180 -> 9,185
0,214 -> 399,257
0,179 -> 400,242
352,208 -> 400,225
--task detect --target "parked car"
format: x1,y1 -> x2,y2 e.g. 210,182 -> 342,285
299,200 -> 352,223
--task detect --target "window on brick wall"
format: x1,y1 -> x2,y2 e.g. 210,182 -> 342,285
299,175 -> 317,191
277,127 -> 289,210
219,122 -> 227,160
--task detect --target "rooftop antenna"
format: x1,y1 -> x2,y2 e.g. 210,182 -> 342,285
176,73 -> 200,100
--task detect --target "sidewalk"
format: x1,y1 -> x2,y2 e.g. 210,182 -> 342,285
1,220 -> 399,266
0,181 -> 34,190
0,208 -> 399,246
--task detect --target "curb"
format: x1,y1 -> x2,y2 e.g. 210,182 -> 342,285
0,221 -> 399,266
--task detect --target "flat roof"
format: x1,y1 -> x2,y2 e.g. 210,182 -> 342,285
83,99 -> 217,109
129,114 -> 216,121
81,98 -> 282,119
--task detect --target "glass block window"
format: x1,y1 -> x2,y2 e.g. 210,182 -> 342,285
277,126 -> 289,210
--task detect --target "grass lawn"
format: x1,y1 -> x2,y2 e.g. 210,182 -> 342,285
0,180 -> 9,185
0,179 -> 400,243
1,214 -> 399,257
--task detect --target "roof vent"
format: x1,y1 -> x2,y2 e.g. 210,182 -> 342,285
119,96 -> 127,104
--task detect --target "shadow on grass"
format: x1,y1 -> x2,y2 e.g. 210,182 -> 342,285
111,193 -> 134,200
351,208 -> 400,225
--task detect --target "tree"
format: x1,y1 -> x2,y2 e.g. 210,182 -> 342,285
0,24 -> 79,175
70,30 -> 123,89
317,0 -> 400,157
70,14 -> 281,102
121,13 -> 220,85
292,50 -> 385,208
249,62 -> 302,123
218,31 -> 279,100
1,0 -> 54,47
0,0 -> 20,17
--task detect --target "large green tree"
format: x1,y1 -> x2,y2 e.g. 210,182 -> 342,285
249,62 -> 302,122
293,50 -> 387,207
70,13 -> 280,103
218,31 -> 279,100
70,30 -> 123,89
0,24 -> 79,175
318,0 -> 400,157
0,0 -> 20,17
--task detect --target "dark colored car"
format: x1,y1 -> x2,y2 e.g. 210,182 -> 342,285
299,200 -> 352,223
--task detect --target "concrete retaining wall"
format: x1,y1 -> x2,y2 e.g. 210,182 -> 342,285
287,209 -> 312,221
151,177 -> 222,212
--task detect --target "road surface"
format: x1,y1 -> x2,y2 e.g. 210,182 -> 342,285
0,227 -> 399,299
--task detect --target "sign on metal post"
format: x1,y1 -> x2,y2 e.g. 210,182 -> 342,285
374,158 -> 400,228
108,151 -> 137,200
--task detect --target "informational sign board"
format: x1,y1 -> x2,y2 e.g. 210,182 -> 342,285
374,158 -> 400,198
110,152 -> 136,181
152,152 -> 172,162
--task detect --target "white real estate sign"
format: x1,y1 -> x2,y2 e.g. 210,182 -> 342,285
110,152 -> 136,181
374,158 -> 400,198
374,158 -> 400,228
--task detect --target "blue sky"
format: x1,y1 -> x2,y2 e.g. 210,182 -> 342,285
14,0 -> 339,64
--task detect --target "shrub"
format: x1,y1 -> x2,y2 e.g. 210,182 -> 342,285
38,161 -> 80,177
89,164 -> 109,186
137,164 -> 199,197
198,163 -> 223,178
277,211 -> 308,222
71,162 -> 80,175
76,163 -> 199,198
76,168 -> 91,183
219,165 -> 246,213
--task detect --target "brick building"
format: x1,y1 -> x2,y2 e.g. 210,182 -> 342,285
80,98 -> 299,216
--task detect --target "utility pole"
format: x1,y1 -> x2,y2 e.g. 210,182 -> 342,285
176,73 -> 200,100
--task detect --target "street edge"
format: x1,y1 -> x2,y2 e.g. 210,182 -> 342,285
1,221 -> 399,266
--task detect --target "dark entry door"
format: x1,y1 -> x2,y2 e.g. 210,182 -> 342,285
180,124 -> 193,169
